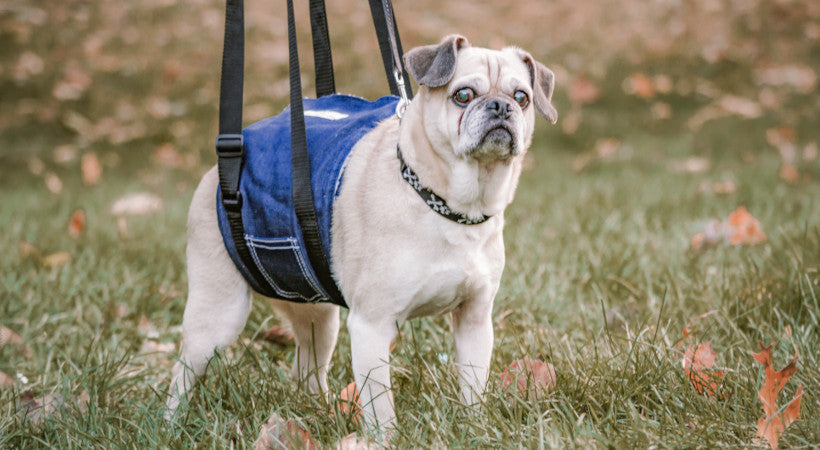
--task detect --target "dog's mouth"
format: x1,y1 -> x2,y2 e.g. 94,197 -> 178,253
471,125 -> 517,160
481,125 -> 514,146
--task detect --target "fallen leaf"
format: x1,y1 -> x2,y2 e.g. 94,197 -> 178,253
778,164 -> 799,185
110,192 -> 163,216
753,342 -> 803,450
44,172 -> 63,194
20,389 -> 90,426
153,143 -> 184,168
681,341 -> 725,398
691,207 -> 765,250
726,206 -> 766,245
716,95 -> 762,119
0,326 -> 23,347
650,101 -> 672,120
336,433 -> 375,450
669,157 -> 711,174
43,251 -> 71,268
261,325 -> 293,346
68,209 -> 86,238
568,75 -> 601,105
137,315 -> 159,339
18,241 -> 40,259
499,357 -> 557,399
81,152 -> 103,185
0,371 -> 15,387
561,107 -> 582,135
803,142 -> 817,162
254,413 -> 315,450
624,72 -> 655,99
336,381 -> 362,424
27,157 -> 45,176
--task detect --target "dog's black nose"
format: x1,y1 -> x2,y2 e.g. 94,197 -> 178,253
486,98 -> 512,119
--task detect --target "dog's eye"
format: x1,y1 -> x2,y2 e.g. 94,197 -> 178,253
453,88 -> 475,106
514,90 -> 529,109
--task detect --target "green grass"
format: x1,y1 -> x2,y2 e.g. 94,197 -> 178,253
2,1 -> 820,447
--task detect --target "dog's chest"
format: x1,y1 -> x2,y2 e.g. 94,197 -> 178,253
397,223 -> 504,319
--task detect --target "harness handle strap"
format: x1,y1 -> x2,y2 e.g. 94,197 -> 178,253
367,0 -> 413,100
309,0 -> 335,97
216,0 -> 268,287
287,0 -> 346,306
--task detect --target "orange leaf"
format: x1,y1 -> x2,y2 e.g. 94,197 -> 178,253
726,206 -> 766,245
68,209 -> 85,239
753,342 -> 803,450
778,164 -> 798,185
681,341 -> 725,397
568,75 -> 601,105
254,413 -> 315,450
43,251 -> 71,268
335,381 -> 362,424
81,152 -> 102,186
624,72 -> 655,99
499,357 -> 556,399
260,325 -> 293,346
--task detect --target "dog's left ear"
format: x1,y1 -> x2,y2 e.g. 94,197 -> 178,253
513,49 -> 558,124
404,34 -> 470,88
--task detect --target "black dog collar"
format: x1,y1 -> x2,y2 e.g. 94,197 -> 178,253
397,146 -> 491,225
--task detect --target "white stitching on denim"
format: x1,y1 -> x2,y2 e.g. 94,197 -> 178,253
246,237 -> 323,302
288,241 -> 328,302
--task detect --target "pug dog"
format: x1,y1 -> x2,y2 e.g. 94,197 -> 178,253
166,34 -> 557,432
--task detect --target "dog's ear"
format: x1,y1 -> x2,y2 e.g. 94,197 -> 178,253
404,35 -> 470,88
512,49 -> 558,124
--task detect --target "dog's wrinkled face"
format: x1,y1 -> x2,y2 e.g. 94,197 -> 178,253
405,35 -> 557,162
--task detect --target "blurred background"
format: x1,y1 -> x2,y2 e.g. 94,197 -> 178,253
1,0 -> 817,185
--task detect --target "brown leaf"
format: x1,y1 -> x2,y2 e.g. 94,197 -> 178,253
0,371 -> 15,387
726,206 -> 766,246
336,433 -> 375,450
20,389 -> 90,426
261,325 -> 294,346
44,172 -> 63,194
68,209 -> 86,238
0,326 -> 23,347
153,143 -> 184,168
624,72 -> 655,99
254,413 -> 315,450
669,157 -> 711,174
779,164 -> 799,185
568,75 -> 600,105
81,152 -> 103,185
43,251 -> 71,268
110,192 -> 163,216
335,382 -> 362,424
753,342 -> 803,450
18,241 -> 41,260
681,341 -> 725,398
499,357 -> 556,399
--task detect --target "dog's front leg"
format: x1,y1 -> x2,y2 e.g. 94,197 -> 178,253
347,311 -> 398,433
452,294 -> 494,406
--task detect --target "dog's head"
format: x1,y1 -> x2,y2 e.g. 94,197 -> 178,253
404,35 -> 557,162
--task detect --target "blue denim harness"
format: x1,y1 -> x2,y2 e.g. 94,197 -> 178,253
216,94 -> 399,303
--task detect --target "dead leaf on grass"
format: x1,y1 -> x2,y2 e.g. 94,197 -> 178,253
254,413 -> 315,450
68,208 -> 85,238
81,152 -> 103,185
0,371 -> 15,387
681,341 -> 726,398
110,192 -> 163,216
18,241 -> 41,260
778,164 -> 799,185
690,206 -> 766,250
499,356 -> 557,400
753,342 -> 803,450
42,251 -> 71,268
335,381 -> 362,424
20,389 -> 91,426
261,325 -> 294,346
568,75 -> 601,105
44,172 -> 63,194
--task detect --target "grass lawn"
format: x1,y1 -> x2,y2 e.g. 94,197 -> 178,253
1,1 -> 819,448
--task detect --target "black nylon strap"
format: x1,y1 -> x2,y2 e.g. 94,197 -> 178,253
309,0 -> 335,97
367,0 -> 413,99
287,0 -> 346,306
216,0 -> 268,287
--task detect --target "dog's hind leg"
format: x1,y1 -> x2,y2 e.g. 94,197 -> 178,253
271,300 -> 339,395
166,167 -> 251,418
